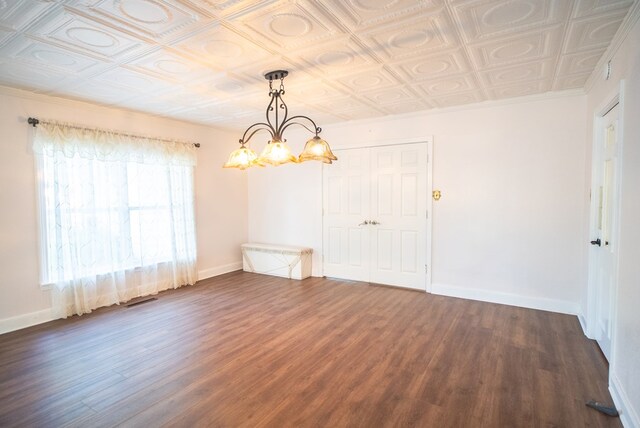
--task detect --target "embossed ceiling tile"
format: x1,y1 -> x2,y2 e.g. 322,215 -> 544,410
318,0 -> 440,31
487,80 -> 549,99
116,96 -> 180,115
186,73 -> 262,101
0,0 -> 633,124
171,23 -> 271,69
412,74 -> 479,96
52,80 -> 139,104
232,0 -> 341,50
285,82 -> 348,105
285,78 -> 348,103
0,36 -> 108,74
336,106 -> 387,121
137,85 -> 230,109
361,86 -> 421,105
186,0 -> 278,18
299,111 -> 348,126
0,0 -> 55,32
188,100 -> 258,119
553,72 -> 590,90
564,11 -> 627,53
92,66 -> 175,93
381,100 -> 432,115
286,37 -> 378,75
429,90 -> 485,108
333,67 -> 402,93
172,102 -> 245,120
0,27 -> 17,48
26,10 -> 149,60
573,0 -> 634,18
557,48 -> 606,76
390,50 -> 470,81
124,48 -> 212,82
478,59 -> 553,86
171,108 -> 228,125
0,61 -> 69,92
359,12 -> 457,60
466,27 -> 563,69
73,0 -> 212,41
320,95 -> 378,113
450,0 -> 570,42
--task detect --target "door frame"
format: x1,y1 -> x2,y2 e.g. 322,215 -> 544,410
586,81 -> 625,362
321,137 -> 434,292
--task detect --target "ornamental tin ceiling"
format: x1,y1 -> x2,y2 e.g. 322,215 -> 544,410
0,0 -> 635,128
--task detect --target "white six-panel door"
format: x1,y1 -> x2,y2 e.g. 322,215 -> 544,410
323,148 -> 371,282
369,144 -> 427,289
323,143 -> 429,291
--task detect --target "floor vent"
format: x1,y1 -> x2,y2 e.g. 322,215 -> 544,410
126,297 -> 157,307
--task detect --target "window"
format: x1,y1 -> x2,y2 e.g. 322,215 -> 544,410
33,121 -> 197,317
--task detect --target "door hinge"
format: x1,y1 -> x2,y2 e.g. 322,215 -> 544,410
425,264 -> 428,274
426,210 -> 429,219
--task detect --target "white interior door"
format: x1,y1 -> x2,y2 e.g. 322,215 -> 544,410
369,144 -> 427,290
590,103 -> 620,361
323,143 -> 429,291
323,148 -> 371,282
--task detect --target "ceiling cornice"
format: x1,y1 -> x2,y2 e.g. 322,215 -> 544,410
584,0 -> 640,92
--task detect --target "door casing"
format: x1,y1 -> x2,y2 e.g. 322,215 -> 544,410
586,82 -> 625,365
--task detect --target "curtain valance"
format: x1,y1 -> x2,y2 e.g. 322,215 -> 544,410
32,120 -> 197,166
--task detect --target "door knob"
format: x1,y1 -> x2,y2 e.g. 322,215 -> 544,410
590,238 -> 601,246
358,220 -> 370,226
370,220 -> 380,225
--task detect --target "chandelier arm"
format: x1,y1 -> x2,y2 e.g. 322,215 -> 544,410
275,91 -> 289,138
279,115 -> 322,136
265,91 -> 277,132
240,122 -> 275,145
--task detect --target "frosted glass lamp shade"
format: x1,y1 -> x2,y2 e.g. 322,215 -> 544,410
299,136 -> 338,164
223,146 -> 260,169
258,140 -> 297,166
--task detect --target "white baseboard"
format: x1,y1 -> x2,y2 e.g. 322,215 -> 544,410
578,313 -> 589,336
430,283 -> 579,315
197,261 -> 243,281
0,308 -> 55,335
610,373 -> 640,428
0,262 -> 243,335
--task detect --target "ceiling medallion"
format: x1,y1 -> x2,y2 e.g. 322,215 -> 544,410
223,70 -> 337,170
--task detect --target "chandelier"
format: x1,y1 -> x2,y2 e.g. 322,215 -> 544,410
223,70 -> 337,169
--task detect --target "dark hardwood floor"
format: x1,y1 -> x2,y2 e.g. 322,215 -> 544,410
0,271 -> 620,427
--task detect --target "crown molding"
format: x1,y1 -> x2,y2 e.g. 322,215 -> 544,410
584,0 -> 640,92
326,88 -> 586,131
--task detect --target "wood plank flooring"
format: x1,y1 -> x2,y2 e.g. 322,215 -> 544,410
0,271 -> 620,427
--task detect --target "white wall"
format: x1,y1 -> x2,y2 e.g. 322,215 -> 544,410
248,94 -> 588,315
585,6 -> 640,426
0,88 -> 247,331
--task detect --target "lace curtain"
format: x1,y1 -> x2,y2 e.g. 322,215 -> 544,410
33,121 -> 198,318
